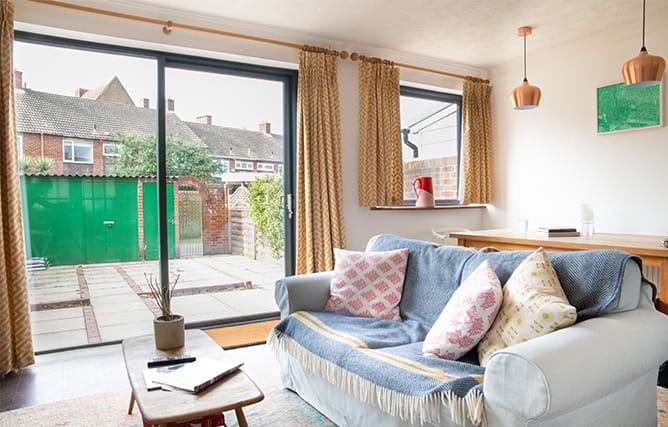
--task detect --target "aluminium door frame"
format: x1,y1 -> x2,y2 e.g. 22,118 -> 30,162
15,31 -> 298,283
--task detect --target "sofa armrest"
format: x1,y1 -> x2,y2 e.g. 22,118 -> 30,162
274,272 -> 333,318
484,284 -> 668,425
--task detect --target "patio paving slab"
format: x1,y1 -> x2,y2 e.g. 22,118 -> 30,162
32,330 -> 89,352
27,254 -> 283,352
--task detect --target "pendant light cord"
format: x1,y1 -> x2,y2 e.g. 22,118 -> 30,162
641,0 -> 646,49
523,34 -> 527,82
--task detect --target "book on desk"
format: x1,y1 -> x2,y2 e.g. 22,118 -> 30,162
536,226 -> 580,237
144,358 -> 243,393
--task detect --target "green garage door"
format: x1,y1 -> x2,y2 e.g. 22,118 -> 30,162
23,176 -> 139,266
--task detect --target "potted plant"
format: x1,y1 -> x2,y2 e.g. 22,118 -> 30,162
145,273 -> 184,350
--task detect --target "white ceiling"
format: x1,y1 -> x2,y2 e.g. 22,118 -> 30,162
83,0 -> 668,68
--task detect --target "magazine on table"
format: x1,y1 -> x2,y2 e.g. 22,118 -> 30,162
143,358 -> 243,393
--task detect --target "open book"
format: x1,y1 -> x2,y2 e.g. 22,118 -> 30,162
145,357 -> 243,393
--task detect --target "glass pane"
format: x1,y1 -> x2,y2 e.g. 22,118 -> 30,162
14,40 -> 157,352
165,67 -> 285,324
63,141 -> 73,161
400,93 -> 459,202
74,142 -> 93,162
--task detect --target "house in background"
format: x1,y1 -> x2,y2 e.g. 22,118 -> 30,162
186,117 -> 283,185
14,71 -> 198,176
14,70 -> 284,180
14,71 -> 285,264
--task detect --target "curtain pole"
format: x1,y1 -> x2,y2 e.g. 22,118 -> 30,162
24,0 -> 487,83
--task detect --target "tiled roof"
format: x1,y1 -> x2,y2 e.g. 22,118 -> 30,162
186,121 -> 283,162
15,88 -> 201,145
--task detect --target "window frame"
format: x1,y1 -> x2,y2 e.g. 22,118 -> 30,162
102,143 -> 120,157
63,139 -> 94,164
213,159 -> 229,177
15,31 -> 298,336
400,86 -> 463,206
257,162 -> 274,172
16,134 -> 23,159
235,161 -> 254,171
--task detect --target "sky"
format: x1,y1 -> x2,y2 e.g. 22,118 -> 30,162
13,41 -> 285,134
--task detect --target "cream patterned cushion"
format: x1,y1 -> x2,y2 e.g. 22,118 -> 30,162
477,247 -> 577,366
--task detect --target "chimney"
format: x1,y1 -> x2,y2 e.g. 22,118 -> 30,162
14,70 -> 26,89
259,122 -> 271,134
75,88 -> 88,97
141,98 -> 150,108
166,98 -> 175,112
197,115 -> 212,125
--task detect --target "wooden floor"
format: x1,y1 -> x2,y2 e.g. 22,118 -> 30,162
204,319 -> 279,349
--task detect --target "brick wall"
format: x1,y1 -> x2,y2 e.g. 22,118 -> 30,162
403,156 -> 458,201
21,132 -> 106,176
175,177 -> 229,256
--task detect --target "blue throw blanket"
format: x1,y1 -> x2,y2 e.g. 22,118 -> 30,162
269,311 -> 485,425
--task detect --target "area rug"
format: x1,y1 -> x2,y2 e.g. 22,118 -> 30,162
0,387 -> 335,427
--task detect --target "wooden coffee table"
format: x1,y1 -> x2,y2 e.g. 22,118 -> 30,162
122,329 -> 264,427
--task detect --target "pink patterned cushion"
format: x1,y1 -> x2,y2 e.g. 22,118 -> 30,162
422,260 -> 502,360
324,248 -> 409,321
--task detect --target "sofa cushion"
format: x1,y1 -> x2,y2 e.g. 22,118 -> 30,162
422,260 -> 502,360
461,248 -> 648,320
368,234 -> 476,327
477,248 -> 577,366
324,248 -> 409,321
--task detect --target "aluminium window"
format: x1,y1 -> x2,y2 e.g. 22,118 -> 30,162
235,161 -> 253,171
257,163 -> 274,172
63,139 -> 93,163
400,86 -> 462,205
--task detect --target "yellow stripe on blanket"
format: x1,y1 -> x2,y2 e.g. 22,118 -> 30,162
291,311 -> 483,383
291,312 -> 369,348
358,349 -> 458,382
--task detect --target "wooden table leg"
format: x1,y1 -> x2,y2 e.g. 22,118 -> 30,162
128,392 -> 135,415
234,407 -> 248,427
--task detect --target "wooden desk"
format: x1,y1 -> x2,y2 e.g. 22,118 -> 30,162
123,329 -> 264,427
450,229 -> 668,315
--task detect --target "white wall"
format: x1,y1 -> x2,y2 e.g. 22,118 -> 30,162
486,26 -> 668,236
14,0 -> 487,251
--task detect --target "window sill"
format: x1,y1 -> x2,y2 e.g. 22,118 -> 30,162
370,204 -> 486,211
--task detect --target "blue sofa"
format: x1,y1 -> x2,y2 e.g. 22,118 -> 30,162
269,235 -> 668,426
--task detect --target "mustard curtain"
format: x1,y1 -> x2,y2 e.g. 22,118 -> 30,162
0,0 -> 34,374
296,47 -> 346,274
358,59 -> 402,207
461,77 -> 492,205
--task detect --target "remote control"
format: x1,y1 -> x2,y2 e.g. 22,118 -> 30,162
147,354 -> 196,368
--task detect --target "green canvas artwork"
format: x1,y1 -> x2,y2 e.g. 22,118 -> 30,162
597,82 -> 662,134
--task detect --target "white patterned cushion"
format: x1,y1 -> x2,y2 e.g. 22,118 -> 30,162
324,248 -> 409,321
477,247 -> 577,366
422,260 -> 502,360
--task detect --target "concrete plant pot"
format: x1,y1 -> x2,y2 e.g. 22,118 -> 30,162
153,314 -> 185,350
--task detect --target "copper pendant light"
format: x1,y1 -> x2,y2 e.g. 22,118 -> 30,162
622,0 -> 665,87
511,26 -> 541,110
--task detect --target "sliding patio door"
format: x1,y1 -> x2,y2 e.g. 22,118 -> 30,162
14,31 -> 296,353
161,59 -> 296,326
